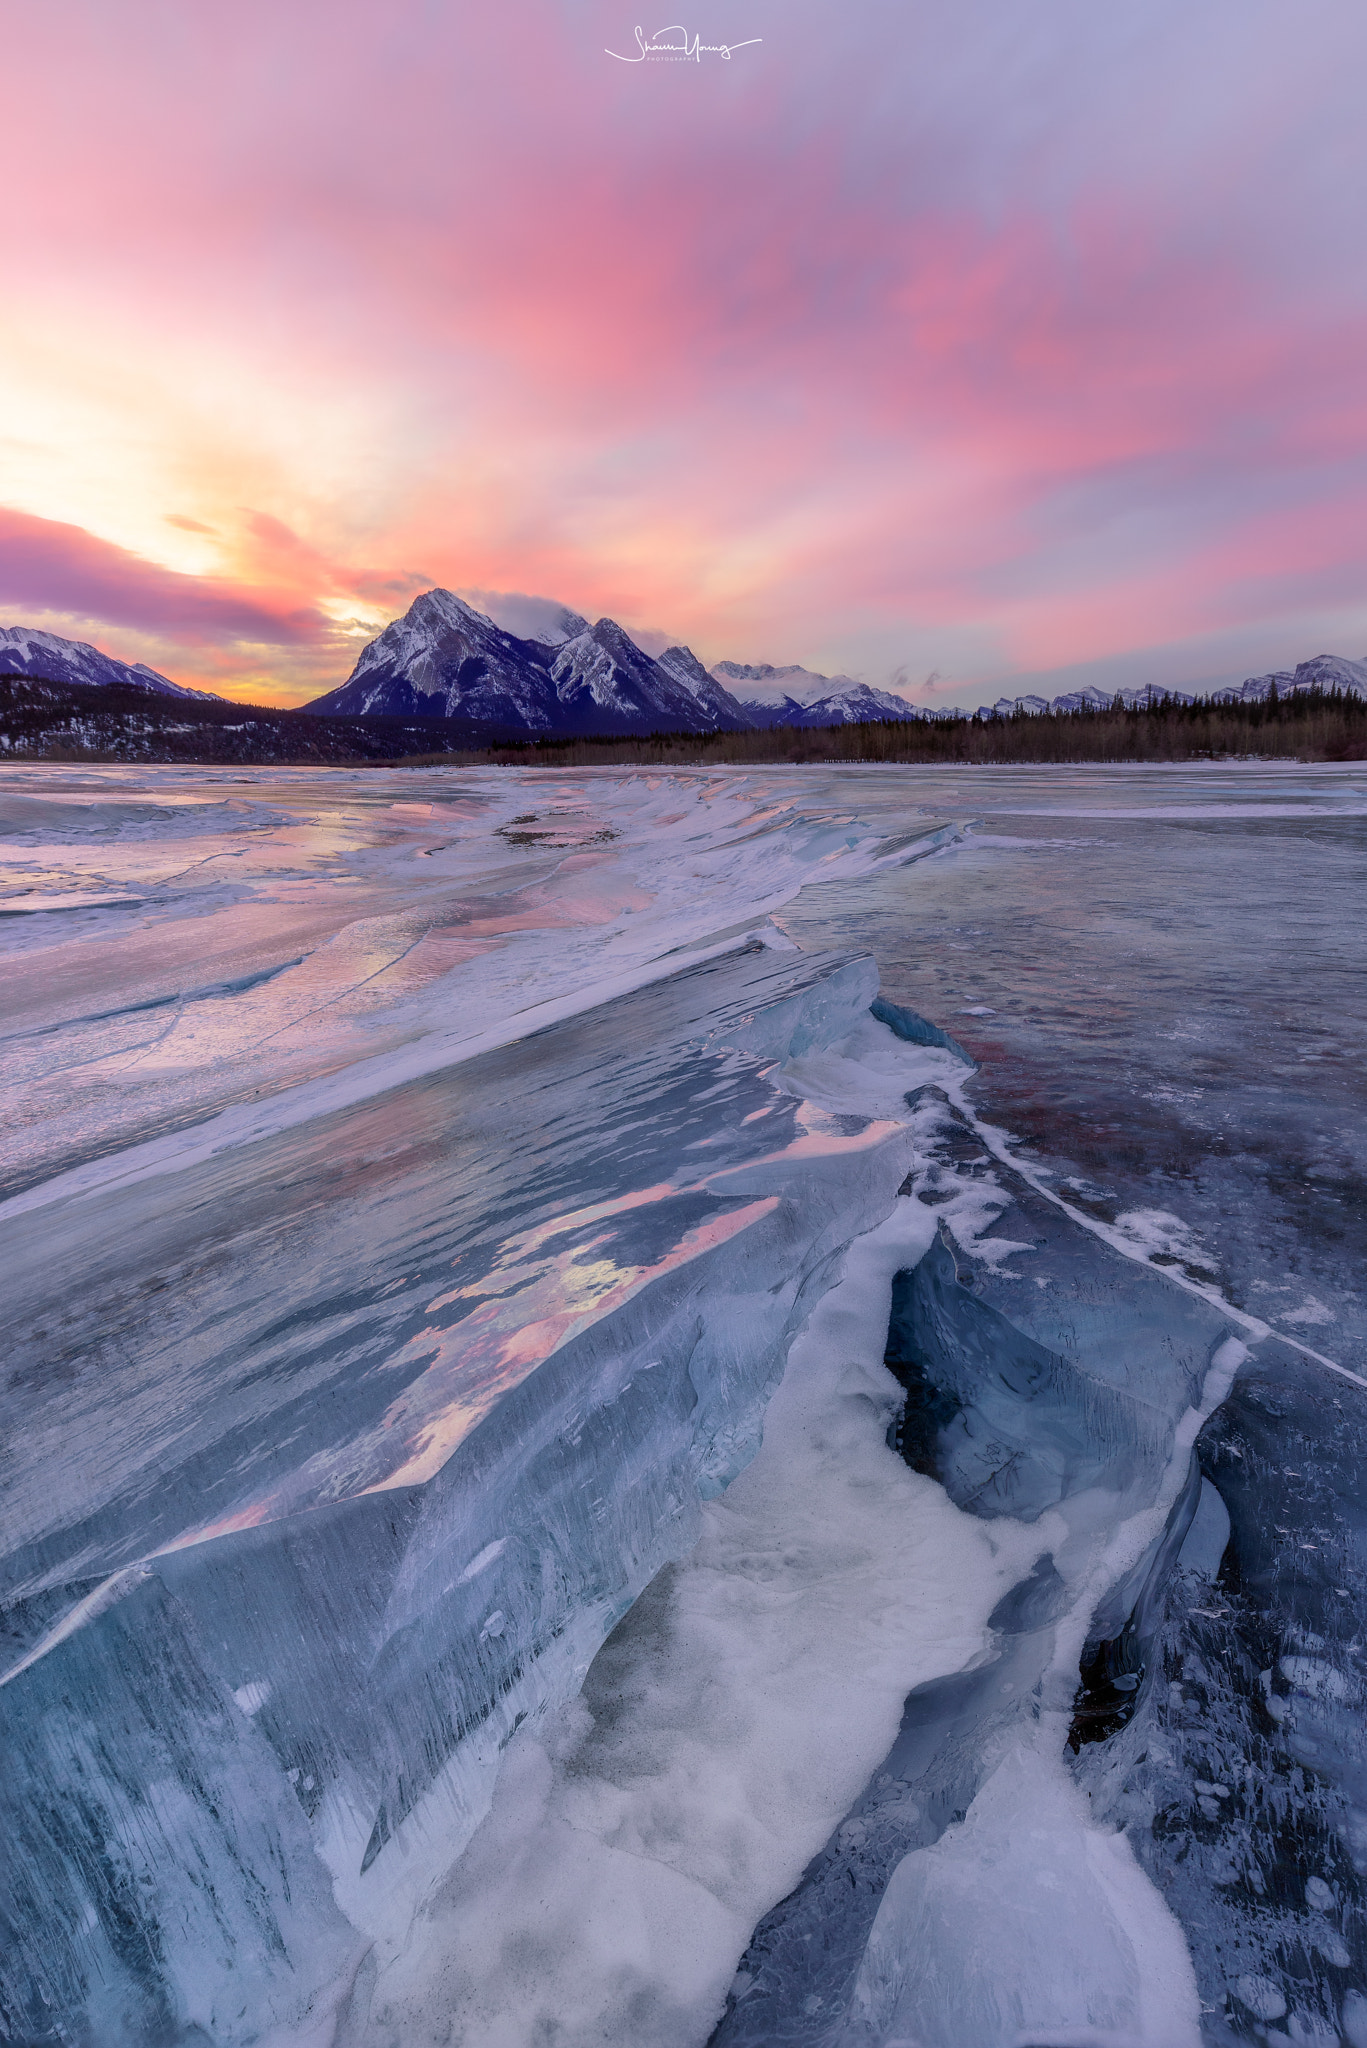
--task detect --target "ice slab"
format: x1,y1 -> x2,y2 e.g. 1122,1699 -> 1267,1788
842,1747 -> 1202,2048
0,938 -> 964,2045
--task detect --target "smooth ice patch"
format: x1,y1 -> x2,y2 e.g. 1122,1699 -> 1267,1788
843,1746 -> 1202,2048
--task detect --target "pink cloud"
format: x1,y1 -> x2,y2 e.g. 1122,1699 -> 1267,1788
2,0 -> 1366,696
0,507 -> 329,647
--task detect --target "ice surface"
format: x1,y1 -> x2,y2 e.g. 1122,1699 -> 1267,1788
5,761 -> 1366,2047
0,781 -> 981,2047
0,766 -> 958,1202
1074,1342 -> 1367,2044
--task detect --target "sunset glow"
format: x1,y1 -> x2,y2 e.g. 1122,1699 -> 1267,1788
4,0 -> 1365,704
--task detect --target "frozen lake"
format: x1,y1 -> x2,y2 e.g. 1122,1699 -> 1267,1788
3,761 -> 1365,2048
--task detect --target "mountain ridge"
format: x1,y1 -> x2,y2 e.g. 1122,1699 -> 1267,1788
0,625 -> 226,702
305,590 -> 751,734
5,605 -> 1366,736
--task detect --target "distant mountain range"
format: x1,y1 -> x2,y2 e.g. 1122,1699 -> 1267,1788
709,661 -> 932,728
0,626 -> 225,702
5,603 -> 1367,738
307,594 -> 1367,731
969,653 -> 1367,720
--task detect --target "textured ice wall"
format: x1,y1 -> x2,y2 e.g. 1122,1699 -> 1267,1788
716,1088 -> 1241,2048
332,1066 -> 1241,2048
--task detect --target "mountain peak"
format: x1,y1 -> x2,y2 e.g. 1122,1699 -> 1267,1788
308,595 -> 746,734
402,587 -> 491,631
0,624 -> 220,701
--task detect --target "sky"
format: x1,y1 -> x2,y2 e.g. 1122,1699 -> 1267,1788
2,0 -> 1366,708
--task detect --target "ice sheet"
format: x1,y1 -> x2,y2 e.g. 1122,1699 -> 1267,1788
6,760 -> 1367,2048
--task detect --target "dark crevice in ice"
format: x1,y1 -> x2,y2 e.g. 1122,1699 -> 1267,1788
868,995 -> 977,1070
878,1221 -> 1162,1524
882,1266 -> 964,1478
1067,1449 -> 1202,1751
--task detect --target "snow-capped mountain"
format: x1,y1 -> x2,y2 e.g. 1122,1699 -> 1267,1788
312,590 -> 1367,738
979,660 -> 1366,720
653,645 -> 756,728
710,661 -> 928,728
796,681 -> 932,726
979,684 -> 1194,717
973,659 -> 1366,720
306,589 -> 563,725
710,659 -> 861,706
0,625 -> 222,701
308,591 -> 750,733
1048,686 -> 1125,715
1212,654 -> 1367,704
731,692 -> 811,729
549,620 -> 739,731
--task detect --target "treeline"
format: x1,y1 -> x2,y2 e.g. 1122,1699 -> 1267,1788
408,687 -> 1367,769
0,674 -> 523,764
4,672 -> 1364,769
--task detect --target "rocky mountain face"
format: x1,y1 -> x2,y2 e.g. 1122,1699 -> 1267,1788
549,620 -> 743,731
1211,654 -> 1367,705
305,590 -> 562,725
710,660 -> 931,729
0,626 -> 223,701
654,645 -> 757,728
306,591 -> 750,734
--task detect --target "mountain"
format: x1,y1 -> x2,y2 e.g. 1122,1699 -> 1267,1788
653,645 -> 756,728
976,661 -> 1366,720
1211,654 -> 1367,705
0,625 -> 222,701
974,660 -> 1366,720
549,620 -> 742,731
710,659 -> 860,705
710,661 -> 928,728
307,591 -> 751,734
796,682 -> 932,726
1048,686 -> 1125,715
306,589 -> 563,725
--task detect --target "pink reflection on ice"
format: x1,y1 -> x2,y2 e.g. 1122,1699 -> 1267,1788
364,1193 -> 781,1492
